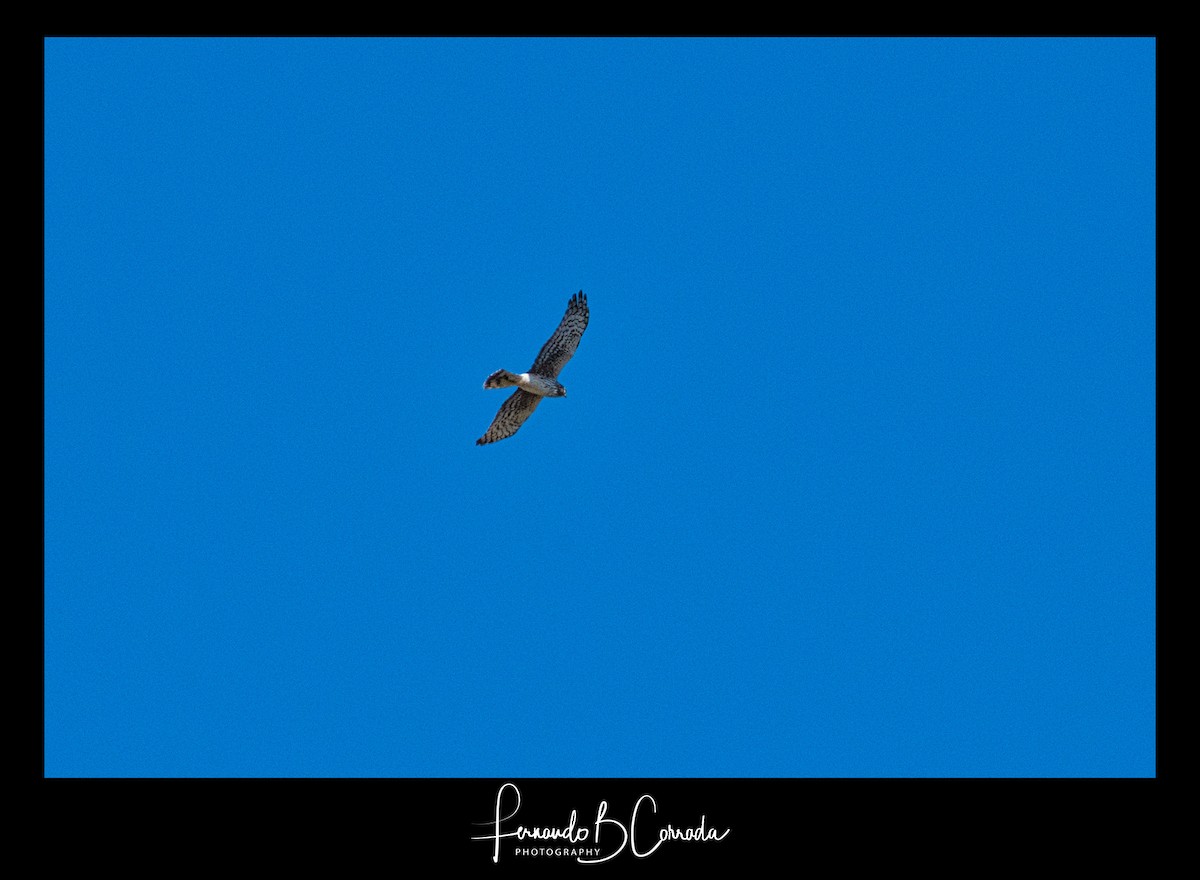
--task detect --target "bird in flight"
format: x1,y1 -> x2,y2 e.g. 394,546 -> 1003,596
476,291 -> 589,445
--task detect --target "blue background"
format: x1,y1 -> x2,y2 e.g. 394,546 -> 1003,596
44,38 -> 1155,777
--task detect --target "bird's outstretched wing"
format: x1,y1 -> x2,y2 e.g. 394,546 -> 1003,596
476,389 -> 543,445
529,291 -> 589,379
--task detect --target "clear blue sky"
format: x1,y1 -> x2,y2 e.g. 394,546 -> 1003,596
44,38 -> 1155,777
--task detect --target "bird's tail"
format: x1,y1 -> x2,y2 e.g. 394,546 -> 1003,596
483,369 -> 521,389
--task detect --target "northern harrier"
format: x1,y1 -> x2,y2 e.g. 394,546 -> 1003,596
476,291 -> 589,445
